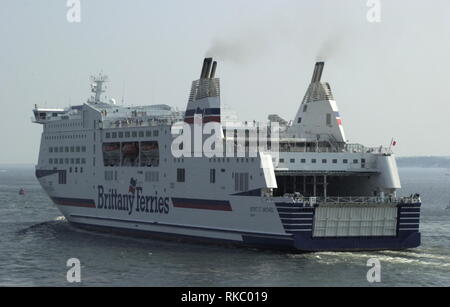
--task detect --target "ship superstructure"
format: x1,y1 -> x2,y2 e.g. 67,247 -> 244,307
32,59 -> 421,251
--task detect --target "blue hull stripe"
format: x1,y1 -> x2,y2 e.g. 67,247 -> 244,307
52,197 -> 96,208
172,198 -> 232,211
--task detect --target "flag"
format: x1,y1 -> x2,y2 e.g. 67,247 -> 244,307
335,112 -> 343,126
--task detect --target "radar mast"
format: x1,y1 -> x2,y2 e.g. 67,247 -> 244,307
89,73 -> 109,104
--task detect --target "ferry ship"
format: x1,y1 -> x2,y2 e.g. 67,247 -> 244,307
32,59 -> 421,251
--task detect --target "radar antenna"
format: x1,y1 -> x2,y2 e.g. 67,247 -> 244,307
89,73 -> 109,104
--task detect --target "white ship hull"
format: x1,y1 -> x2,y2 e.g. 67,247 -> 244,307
36,167 -> 421,251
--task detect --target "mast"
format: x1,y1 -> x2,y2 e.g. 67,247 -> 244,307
89,73 -> 109,104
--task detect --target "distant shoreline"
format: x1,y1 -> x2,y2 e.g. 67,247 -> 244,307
397,156 -> 450,168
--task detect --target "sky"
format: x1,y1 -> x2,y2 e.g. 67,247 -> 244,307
1,0 -> 449,164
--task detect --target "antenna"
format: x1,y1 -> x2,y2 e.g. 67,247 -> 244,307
121,81 -> 125,105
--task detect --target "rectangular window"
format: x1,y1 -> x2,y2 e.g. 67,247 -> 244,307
118,132 -> 124,138
76,146 -> 80,152
49,147 -> 53,153
139,131 -> 144,137
104,170 -> 114,181
297,118 -> 302,124
312,159 -> 317,164
234,172 -> 249,192
303,105 -> 308,112
146,131 -> 152,137
326,113 -> 332,126
132,131 -> 137,138
145,171 -> 159,182
153,130 -> 159,137
125,131 -> 131,138
322,159 -> 327,164
106,132 -> 111,139
343,159 -> 348,164
353,159 -> 359,164
65,147 -> 69,153
301,159 -> 306,163
210,169 -> 216,184
333,159 -> 338,164
58,170 -> 67,185
290,159 -> 295,163
76,158 -> 81,164
82,146 -> 86,152
177,168 -> 186,183
112,132 -> 117,138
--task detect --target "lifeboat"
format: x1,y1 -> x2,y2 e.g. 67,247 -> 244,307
141,142 -> 158,152
122,143 -> 139,154
103,143 -> 120,152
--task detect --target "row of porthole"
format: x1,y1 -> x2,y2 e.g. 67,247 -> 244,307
105,130 -> 160,139
49,158 -> 86,165
279,158 -> 365,164
49,146 -> 86,153
45,134 -> 87,140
